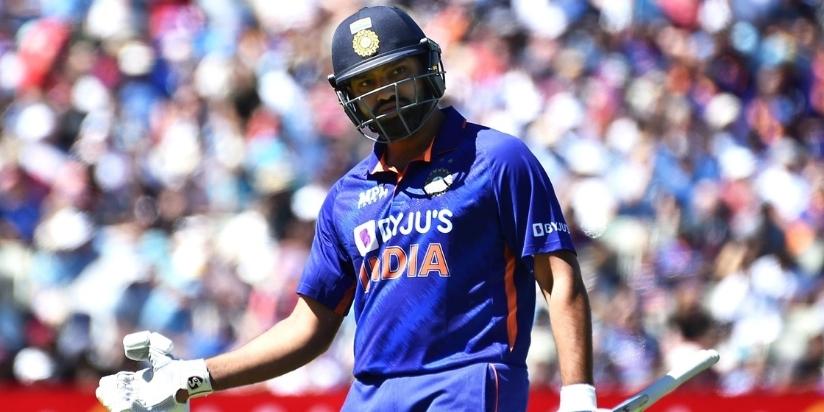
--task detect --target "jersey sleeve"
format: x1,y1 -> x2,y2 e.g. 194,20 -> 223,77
296,185 -> 356,316
492,137 -> 575,258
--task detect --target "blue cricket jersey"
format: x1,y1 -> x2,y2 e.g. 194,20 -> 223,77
297,107 -> 575,380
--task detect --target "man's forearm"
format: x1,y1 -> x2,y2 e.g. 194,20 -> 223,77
547,256 -> 594,385
205,297 -> 341,391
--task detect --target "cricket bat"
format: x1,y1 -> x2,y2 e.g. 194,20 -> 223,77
609,349 -> 720,412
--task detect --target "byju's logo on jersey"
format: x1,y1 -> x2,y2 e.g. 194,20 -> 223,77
358,185 -> 389,208
353,209 -> 454,256
354,220 -> 379,256
532,221 -> 570,237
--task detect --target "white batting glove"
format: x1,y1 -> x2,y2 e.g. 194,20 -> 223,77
557,383 -> 609,412
96,331 -> 213,412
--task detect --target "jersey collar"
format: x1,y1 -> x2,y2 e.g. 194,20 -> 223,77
366,106 -> 467,176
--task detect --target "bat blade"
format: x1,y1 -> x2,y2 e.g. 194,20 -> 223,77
610,349 -> 720,412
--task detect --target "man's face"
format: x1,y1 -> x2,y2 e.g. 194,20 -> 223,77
346,56 -> 429,138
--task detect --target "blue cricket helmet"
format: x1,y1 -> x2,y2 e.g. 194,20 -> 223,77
328,6 -> 446,142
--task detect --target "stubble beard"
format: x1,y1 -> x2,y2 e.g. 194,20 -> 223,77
371,101 -> 433,141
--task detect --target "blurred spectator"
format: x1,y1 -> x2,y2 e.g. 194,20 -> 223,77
0,0 -> 821,396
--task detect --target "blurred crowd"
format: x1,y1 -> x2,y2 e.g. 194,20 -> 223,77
0,0 -> 821,397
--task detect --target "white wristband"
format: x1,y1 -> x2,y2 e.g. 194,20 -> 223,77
558,383 -> 597,412
179,359 -> 213,398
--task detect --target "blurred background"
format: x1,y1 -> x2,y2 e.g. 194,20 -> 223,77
0,0 -> 822,409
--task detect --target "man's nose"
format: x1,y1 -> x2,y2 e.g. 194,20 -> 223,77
372,80 -> 397,100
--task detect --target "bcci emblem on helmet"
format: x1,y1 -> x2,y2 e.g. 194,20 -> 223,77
353,29 -> 379,57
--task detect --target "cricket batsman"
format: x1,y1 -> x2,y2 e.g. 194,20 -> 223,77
96,5 -> 598,411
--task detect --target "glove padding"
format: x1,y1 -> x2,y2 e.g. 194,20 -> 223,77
96,331 -> 213,412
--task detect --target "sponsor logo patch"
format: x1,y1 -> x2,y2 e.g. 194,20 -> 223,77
354,220 -> 379,256
532,221 -> 570,237
358,185 -> 389,209
187,376 -> 203,390
353,209 -> 454,256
